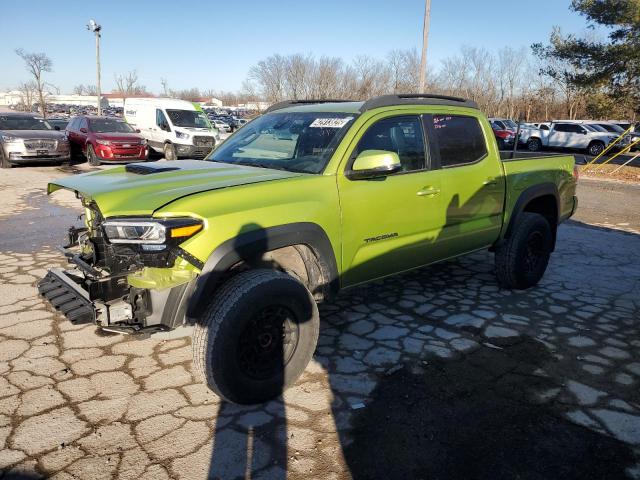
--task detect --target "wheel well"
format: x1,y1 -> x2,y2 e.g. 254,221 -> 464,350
223,244 -> 330,302
522,194 -> 558,246
588,139 -> 604,147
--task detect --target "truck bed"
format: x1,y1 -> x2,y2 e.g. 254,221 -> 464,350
499,151 -> 578,234
500,150 -> 587,164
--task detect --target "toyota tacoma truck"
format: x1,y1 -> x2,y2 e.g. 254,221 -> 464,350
39,94 -> 578,404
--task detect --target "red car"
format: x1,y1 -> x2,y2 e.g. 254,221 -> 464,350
66,115 -> 148,165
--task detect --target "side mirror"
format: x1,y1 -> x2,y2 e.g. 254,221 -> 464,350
53,126 -> 60,131
79,127 -> 87,133
135,128 -> 141,133
346,150 -> 402,180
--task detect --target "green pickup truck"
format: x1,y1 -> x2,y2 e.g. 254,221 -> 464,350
39,94 -> 578,404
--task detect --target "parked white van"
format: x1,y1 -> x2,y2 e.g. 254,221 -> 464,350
124,98 -> 219,160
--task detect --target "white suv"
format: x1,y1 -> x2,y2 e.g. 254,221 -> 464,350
526,121 -> 622,156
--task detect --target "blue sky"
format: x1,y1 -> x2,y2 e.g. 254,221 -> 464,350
0,0 -> 593,94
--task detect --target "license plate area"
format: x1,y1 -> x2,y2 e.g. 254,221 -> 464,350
37,149 -> 48,156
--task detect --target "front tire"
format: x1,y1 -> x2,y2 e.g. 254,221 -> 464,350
587,141 -> 605,157
527,138 -> 542,152
192,269 -> 320,404
87,145 -> 100,166
495,212 -> 553,289
0,149 -> 12,168
163,143 -> 176,160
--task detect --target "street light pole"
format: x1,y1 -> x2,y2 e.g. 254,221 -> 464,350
87,19 -> 102,115
419,0 -> 432,93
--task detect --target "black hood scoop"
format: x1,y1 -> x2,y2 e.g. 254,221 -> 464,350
125,163 -> 181,175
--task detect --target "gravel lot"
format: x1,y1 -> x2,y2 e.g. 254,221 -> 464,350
0,162 -> 639,479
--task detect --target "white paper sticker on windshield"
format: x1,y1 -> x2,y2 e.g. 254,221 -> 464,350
309,117 -> 352,128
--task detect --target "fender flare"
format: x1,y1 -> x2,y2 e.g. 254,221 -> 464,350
503,182 -> 560,243
186,222 -> 339,318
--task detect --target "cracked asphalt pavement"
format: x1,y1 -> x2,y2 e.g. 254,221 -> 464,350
0,164 -> 639,479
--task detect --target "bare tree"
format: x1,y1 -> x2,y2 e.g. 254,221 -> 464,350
15,49 -> 52,118
498,47 -> 527,118
160,78 -> 169,97
387,49 -> 420,93
114,70 -> 147,103
16,82 -> 37,111
248,54 -> 288,103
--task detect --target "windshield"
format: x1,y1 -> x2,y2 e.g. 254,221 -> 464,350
0,115 -> 51,131
90,118 -> 135,133
502,119 -> 518,129
166,109 -> 211,128
208,111 -> 356,174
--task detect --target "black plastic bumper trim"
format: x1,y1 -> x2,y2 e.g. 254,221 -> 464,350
38,268 -> 96,325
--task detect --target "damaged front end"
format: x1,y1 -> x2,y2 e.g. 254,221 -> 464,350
39,195 -> 203,335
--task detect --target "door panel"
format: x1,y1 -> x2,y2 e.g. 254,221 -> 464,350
337,114 -> 447,286
427,114 -> 505,255
338,170 -> 446,286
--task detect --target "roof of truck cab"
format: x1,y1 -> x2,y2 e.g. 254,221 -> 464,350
276,101 -> 364,114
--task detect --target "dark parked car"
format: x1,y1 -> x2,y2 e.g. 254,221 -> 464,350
66,115 -> 148,165
47,118 -> 69,131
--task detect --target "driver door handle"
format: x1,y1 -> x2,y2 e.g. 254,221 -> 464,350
416,186 -> 440,197
483,178 -> 498,186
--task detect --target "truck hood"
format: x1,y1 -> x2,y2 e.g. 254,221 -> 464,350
48,160 -> 303,217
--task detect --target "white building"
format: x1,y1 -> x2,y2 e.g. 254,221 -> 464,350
0,90 -> 110,108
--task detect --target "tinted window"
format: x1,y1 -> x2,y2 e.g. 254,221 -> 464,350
354,116 -> 426,172
540,124 -> 550,131
554,123 -> 581,133
156,109 -> 169,129
430,115 -> 487,167
90,118 -> 134,133
0,115 -> 51,131
79,118 -> 88,130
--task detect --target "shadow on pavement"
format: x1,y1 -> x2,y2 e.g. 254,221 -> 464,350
341,335 -> 637,480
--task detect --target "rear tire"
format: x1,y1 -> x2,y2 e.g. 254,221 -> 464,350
527,138 -> 542,152
192,269 -> 320,404
163,143 -> 176,160
495,212 -> 553,289
87,145 -> 100,166
0,149 -> 12,168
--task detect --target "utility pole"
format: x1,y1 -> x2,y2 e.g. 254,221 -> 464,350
419,0 -> 432,93
87,19 -> 102,115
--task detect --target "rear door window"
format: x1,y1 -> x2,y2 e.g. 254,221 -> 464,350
428,115 -> 487,168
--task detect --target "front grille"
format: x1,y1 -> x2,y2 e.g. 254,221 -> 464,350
191,148 -> 212,159
24,139 -> 57,150
193,136 -> 215,148
112,141 -> 140,148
